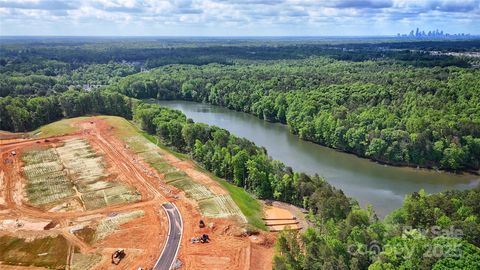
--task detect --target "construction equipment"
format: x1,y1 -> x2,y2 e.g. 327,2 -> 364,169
111,249 -> 126,265
200,234 -> 210,243
199,220 -> 205,228
191,234 -> 210,244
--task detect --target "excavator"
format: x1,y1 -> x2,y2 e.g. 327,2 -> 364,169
191,234 -> 210,244
111,249 -> 126,265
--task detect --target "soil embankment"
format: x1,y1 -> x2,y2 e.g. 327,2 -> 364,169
0,116 -> 274,269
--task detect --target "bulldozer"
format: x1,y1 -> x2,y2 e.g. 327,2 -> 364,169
111,249 -> 126,265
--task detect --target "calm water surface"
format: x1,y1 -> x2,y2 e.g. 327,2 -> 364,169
157,100 -> 479,217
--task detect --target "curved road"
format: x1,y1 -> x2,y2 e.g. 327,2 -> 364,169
154,203 -> 183,270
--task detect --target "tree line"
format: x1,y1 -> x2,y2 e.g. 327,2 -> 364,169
110,58 -> 480,171
0,62 -> 138,97
131,101 -> 480,270
0,90 -> 132,132
2,38 -> 480,269
274,187 -> 480,270
133,102 -> 480,270
1,89 -> 479,269
134,102 -> 352,220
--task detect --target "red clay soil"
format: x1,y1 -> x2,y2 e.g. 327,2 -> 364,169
0,121 -> 168,269
263,201 -> 311,233
177,205 -> 275,270
90,207 -> 167,270
263,205 -> 300,231
0,117 -> 275,270
0,131 -> 28,145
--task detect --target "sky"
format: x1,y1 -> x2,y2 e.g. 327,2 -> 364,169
0,0 -> 479,36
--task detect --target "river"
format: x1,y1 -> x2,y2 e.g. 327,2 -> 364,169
157,100 -> 479,217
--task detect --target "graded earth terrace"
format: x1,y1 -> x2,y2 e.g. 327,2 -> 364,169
0,116 -> 278,270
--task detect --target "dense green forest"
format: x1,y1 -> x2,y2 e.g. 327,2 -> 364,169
110,58 -> 480,171
2,38 -> 479,171
0,90 -> 131,131
1,38 -> 480,269
5,85 -> 479,269
133,102 -> 480,270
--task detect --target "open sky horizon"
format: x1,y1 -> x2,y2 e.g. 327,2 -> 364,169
0,0 -> 479,36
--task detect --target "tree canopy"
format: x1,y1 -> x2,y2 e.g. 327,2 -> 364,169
1,38 -> 479,269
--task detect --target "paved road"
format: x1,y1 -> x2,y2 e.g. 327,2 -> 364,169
153,203 -> 183,270
154,203 -> 183,270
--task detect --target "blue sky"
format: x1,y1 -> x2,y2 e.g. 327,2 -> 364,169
0,0 -> 478,36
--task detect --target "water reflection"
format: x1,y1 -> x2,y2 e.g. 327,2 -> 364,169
157,100 -> 479,217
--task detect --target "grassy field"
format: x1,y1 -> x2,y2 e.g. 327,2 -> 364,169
94,210 -> 145,241
216,179 -> 266,230
22,137 -> 140,210
73,210 -> 146,245
195,166 -> 266,230
22,148 -> 75,205
71,253 -> 102,270
30,117 -> 84,138
0,235 -> 69,269
167,178 -> 211,198
140,131 -> 188,160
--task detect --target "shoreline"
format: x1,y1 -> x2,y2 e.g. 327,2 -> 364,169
152,98 -> 480,178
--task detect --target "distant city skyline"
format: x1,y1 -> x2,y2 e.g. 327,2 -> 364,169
0,0 -> 479,36
397,28 -> 474,39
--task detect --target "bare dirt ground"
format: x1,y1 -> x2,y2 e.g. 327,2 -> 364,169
262,201 -> 311,232
0,131 -> 28,145
0,117 -> 274,270
1,121 -> 167,269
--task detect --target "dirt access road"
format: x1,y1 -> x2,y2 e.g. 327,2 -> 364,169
0,116 -> 275,269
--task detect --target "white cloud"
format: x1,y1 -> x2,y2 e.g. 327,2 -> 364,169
0,0 -> 478,35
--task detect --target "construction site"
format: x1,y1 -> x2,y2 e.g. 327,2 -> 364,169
0,116 -> 303,270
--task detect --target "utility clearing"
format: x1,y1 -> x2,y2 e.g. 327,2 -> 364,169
0,116 -> 277,269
